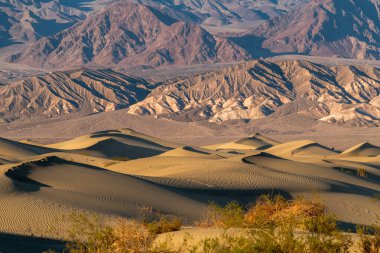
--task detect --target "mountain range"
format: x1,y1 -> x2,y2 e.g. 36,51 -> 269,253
1,0 -> 380,128
0,0 -> 92,46
247,0 -> 380,59
0,68 -> 151,122
6,0 -> 380,69
2,59 -> 380,127
9,2 -> 250,68
128,59 -> 380,126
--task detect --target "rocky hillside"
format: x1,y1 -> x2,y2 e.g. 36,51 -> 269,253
0,0 -> 91,47
2,59 -> 380,126
10,2 -> 250,68
0,0 -> 307,48
0,69 -> 150,122
247,0 -> 380,59
128,0 -> 306,27
128,59 -> 380,126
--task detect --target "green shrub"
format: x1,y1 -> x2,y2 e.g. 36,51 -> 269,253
63,213 -> 155,253
358,225 -> 380,253
197,201 -> 245,228
144,215 -> 182,235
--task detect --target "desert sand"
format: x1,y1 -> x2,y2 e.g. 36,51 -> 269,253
0,128 -> 380,251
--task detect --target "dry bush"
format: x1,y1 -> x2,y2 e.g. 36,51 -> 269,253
358,168 -> 367,177
196,201 -> 245,228
138,206 -> 182,235
64,213 -> 156,253
194,195 -> 352,253
51,195 -> 354,253
144,215 -> 182,235
112,220 -> 154,253
358,225 -> 380,253
245,195 -> 325,229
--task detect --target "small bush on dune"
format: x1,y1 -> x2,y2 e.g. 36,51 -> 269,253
63,213 -> 155,253
358,168 -> 367,177
197,201 -> 245,228
144,215 -> 182,235
138,206 -> 182,235
60,212 -> 182,253
358,225 -> 380,253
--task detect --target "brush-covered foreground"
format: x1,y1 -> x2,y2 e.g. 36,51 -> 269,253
51,196 -> 379,253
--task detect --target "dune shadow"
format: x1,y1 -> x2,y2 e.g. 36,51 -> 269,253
132,174 -> 292,206
182,146 -> 211,155
243,153 -> 380,199
80,139 -> 168,159
0,232 -> 66,253
89,132 -> 172,149
4,156 -> 106,192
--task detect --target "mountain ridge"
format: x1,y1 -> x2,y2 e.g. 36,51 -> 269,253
246,0 -> 380,59
2,59 -> 380,127
9,2 -> 251,68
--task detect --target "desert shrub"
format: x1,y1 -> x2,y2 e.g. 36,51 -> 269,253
64,213 -> 155,253
358,168 -> 367,177
138,206 -> 182,235
194,195 -> 352,253
52,195 -> 353,253
358,225 -> 380,253
245,195 -> 325,229
302,213 -> 351,253
144,215 -> 182,235
197,201 -> 245,228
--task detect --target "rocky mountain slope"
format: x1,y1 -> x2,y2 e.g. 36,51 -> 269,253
128,59 -> 380,126
10,2 -> 250,68
127,0 -> 306,28
246,0 -> 380,59
0,0 -> 92,47
2,59 -> 380,127
0,69 -> 150,122
0,0 -> 306,49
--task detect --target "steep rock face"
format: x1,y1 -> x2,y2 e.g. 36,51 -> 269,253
0,69 -> 150,122
248,0 -> 380,59
10,2 -> 250,68
128,60 -> 380,125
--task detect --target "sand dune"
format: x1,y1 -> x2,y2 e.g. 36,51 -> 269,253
0,137 -> 55,160
4,156 -> 206,219
0,130 -> 379,250
264,140 -> 337,158
46,129 -> 175,159
204,133 -> 281,151
159,146 -> 215,157
340,142 -> 380,158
